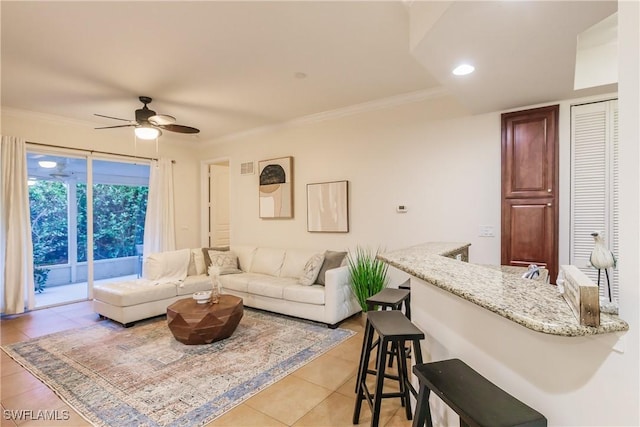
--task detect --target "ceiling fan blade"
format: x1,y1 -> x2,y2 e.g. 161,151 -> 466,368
94,113 -> 132,122
95,124 -> 137,129
149,114 -> 176,126
158,124 -> 200,134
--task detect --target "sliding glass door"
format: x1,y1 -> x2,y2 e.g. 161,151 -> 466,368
91,160 -> 149,286
27,153 -> 88,307
27,151 -> 150,308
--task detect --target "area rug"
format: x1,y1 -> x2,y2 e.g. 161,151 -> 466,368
1,309 -> 355,427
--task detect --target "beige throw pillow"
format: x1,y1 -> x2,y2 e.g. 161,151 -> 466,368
298,253 -> 325,286
208,250 -> 242,275
202,246 -> 230,273
316,250 -> 347,285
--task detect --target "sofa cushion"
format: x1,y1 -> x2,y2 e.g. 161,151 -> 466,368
280,249 -> 321,278
316,250 -> 348,285
201,246 -> 229,271
247,275 -> 298,299
187,248 -> 207,276
283,284 -> 325,305
250,247 -> 286,276
219,272 -> 255,293
94,280 -> 177,307
207,250 -> 241,275
232,246 -> 257,272
299,253 -> 325,285
143,249 -> 190,282
178,274 -> 212,295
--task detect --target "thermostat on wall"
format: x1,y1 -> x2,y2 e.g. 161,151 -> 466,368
396,205 -> 408,213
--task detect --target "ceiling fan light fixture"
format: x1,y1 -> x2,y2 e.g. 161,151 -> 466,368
38,160 -> 57,168
135,126 -> 161,140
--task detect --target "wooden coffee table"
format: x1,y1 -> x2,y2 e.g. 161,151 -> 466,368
167,295 -> 244,345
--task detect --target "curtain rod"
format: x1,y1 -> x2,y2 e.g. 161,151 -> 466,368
26,141 -> 176,163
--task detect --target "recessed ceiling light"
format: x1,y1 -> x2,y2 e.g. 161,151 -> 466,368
452,64 -> 475,76
38,160 -> 57,168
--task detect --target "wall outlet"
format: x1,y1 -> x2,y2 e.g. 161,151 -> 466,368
479,225 -> 495,237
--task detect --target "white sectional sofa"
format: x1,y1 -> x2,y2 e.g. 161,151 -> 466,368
93,246 -> 360,328
219,246 -> 361,328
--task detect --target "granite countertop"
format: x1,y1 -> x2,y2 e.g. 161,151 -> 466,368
378,243 -> 629,337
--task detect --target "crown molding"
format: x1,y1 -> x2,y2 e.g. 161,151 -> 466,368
1,107 -> 96,128
204,87 -> 448,146
1,106 -> 202,145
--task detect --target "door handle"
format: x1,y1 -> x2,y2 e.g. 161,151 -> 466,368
547,203 -> 552,207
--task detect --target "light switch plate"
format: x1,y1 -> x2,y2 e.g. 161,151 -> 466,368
479,225 -> 495,237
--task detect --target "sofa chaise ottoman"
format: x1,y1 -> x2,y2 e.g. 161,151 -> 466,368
93,248 -> 213,326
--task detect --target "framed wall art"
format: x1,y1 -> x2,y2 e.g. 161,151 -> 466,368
258,156 -> 293,218
306,180 -> 349,233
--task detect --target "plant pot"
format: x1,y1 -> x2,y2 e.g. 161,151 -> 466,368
358,311 -> 368,328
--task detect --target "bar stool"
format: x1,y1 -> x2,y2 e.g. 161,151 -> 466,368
355,288 -> 412,394
353,310 -> 424,427
366,287 -> 411,319
412,359 -> 547,427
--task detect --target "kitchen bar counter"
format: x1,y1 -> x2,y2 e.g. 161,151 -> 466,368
378,243 -> 628,336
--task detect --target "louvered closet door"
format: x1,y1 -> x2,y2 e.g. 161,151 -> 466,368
570,100 -> 618,301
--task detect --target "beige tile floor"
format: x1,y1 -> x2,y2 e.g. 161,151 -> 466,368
1,302 -> 414,427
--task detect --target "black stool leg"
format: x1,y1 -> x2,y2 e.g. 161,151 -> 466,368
398,341 -> 413,420
387,302 -> 402,369
388,341 -> 398,368
412,338 -> 424,365
355,318 -> 373,393
353,320 -> 375,424
409,338 -> 426,423
371,336 -> 389,427
412,382 -> 433,427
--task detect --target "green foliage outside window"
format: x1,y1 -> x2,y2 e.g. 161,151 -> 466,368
29,181 -> 148,267
29,181 -> 68,266
76,184 -> 148,261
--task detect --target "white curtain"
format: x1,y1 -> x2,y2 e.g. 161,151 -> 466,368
143,158 -> 176,257
1,136 -> 34,314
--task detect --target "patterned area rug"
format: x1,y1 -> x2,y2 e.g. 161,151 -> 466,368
2,309 -> 355,427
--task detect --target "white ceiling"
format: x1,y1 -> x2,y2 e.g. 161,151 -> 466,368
1,1 -> 617,143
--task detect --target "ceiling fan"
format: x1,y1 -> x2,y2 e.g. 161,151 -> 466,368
49,161 -> 73,180
94,96 -> 200,139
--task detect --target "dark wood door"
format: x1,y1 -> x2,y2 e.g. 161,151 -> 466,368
501,105 -> 559,282
502,198 -> 556,273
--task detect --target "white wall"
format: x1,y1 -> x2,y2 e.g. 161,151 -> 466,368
199,91 -> 616,272
200,95 -> 506,264
0,109 -> 202,250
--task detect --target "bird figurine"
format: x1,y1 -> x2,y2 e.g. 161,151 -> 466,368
522,264 -> 540,280
589,231 -> 617,302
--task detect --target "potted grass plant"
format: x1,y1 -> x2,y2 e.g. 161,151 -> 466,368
347,246 -> 389,313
